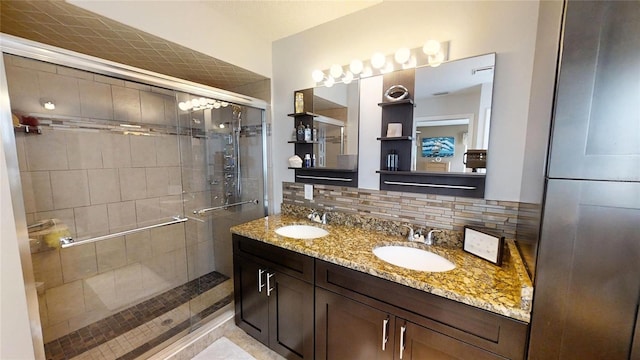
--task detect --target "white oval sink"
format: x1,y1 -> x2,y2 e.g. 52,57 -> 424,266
275,225 -> 329,239
373,246 -> 456,272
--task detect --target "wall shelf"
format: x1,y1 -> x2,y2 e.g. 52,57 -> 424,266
377,136 -> 412,141
377,99 -> 415,107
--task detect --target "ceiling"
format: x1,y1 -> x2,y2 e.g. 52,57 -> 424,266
0,0 -> 379,94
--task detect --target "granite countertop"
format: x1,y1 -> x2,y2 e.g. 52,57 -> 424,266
230,214 -> 533,323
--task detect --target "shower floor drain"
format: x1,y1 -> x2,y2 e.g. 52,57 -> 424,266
161,319 -> 173,326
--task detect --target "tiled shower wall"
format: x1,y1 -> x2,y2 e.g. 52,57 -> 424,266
282,182 -> 539,243
5,54 -> 217,342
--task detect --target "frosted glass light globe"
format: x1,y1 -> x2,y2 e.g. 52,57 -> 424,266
324,77 -> 335,88
428,52 -> 445,67
342,71 -> 354,84
350,59 -> 363,75
394,48 -> 411,64
371,52 -> 386,69
423,40 -> 441,56
191,99 -> 200,107
330,64 -> 343,78
178,102 -> 190,111
312,69 -> 325,82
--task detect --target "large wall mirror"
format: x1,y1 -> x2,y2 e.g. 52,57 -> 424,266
312,82 -> 359,170
413,53 -> 495,174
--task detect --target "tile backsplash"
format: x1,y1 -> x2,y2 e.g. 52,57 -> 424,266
282,182 -> 539,243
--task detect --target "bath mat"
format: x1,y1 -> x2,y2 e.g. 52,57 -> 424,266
192,337 -> 256,360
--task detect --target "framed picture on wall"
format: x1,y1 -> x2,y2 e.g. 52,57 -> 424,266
422,136 -> 455,157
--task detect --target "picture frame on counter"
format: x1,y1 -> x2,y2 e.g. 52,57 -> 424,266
463,226 -> 504,266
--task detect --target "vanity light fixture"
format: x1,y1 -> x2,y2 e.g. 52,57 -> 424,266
311,40 -> 449,87
178,96 -> 230,111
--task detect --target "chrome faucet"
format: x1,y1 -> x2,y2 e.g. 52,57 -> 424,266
402,225 -> 425,242
426,229 -> 442,246
308,209 -> 330,224
402,224 -> 415,241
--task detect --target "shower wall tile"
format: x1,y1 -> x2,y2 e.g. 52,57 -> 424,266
101,132 -> 132,169
38,293 -> 49,328
45,280 -> 86,324
160,195 -> 184,218
56,66 -> 93,80
96,237 -> 127,273
167,166 -> 183,195
37,72 -> 81,117
50,170 -> 90,209
74,204 -> 109,239
125,230 -> 152,264
94,74 -> 125,87
125,81 -> 150,92
66,131 -> 103,169
174,247 -> 188,285
111,85 -> 142,122
67,307 -> 112,334
107,201 -> 137,233
25,129 -> 69,171
135,198 -> 161,225
9,55 -> 57,73
60,243 -> 98,283
156,136 -> 180,167
164,97 -> 178,126
79,79 -> 114,120
130,135 -> 157,167
88,168 -> 121,205
5,65 -> 42,113
14,133 -> 28,171
150,223 -> 185,256
140,91 -> 165,125
119,168 -> 147,201
146,167 -> 170,197
20,171 -> 54,213
32,249 -> 63,289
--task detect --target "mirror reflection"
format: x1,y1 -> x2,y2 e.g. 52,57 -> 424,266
412,53 -> 495,173
312,82 -> 359,169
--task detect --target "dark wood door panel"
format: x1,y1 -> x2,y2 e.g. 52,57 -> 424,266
234,255 -> 269,345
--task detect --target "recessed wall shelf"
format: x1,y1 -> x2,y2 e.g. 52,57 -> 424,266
377,136 -> 413,141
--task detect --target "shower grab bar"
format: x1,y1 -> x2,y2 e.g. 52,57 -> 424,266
296,175 -> 353,182
59,216 -> 188,249
383,181 -> 476,190
193,199 -> 259,216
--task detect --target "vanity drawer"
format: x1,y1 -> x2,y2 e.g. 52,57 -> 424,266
315,260 -> 528,359
233,234 -> 314,283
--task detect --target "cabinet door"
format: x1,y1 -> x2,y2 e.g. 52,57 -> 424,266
529,180 -> 640,359
548,1 -> 640,181
396,320 -> 505,360
268,271 -> 314,360
233,255 -> 269,345
315,288 -> 394,360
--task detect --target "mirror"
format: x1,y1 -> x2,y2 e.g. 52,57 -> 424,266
312,82 -> 359,169
412,53 -> 495,173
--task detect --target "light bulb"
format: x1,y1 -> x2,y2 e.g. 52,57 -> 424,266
213,102 -> 221,109
381,62 -> 394,74
371,52 -> 386,69
220,102 -> 229,107
342,71 -> 354,84
349,59 -> 363,75
219,123 -> 225,129
43,101 -> 56,110
206,98 -> 214,105
361,66 -> 373,78
324,77 -> 335,88
312,69 -> 325,82
330,64 -> 343,79
402,56 -> 417,69
191,99 -> 200,107
178,102 -> 190,111
423,40 -> 441,56
394,48 -> 411,64
428,52 -> 445,67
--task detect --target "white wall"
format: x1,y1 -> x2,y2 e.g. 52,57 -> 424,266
272,1 -> 546,210
69,0 -> 272,77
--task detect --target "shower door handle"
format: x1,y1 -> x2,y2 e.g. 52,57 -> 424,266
266,272 -> 275,297
257,269 -> 265,293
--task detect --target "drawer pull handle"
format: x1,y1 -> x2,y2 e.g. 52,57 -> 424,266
399,325 -> 407,359
266,272 -> 275,297
257,269 -> 265,293
382,317 -> 389,351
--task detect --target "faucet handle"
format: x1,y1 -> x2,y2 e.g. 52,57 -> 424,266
426,229 -> 442,245
402,224 -> 415,241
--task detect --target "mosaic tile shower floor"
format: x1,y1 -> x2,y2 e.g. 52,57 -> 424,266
44,271 -> 230,360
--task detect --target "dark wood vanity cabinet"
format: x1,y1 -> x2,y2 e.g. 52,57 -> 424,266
232,235 -> 315,360
315,260 -> 528,360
